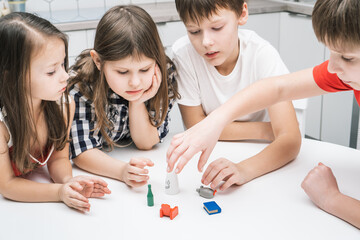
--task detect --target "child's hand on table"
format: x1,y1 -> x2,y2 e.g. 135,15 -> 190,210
120,158 -> 154,187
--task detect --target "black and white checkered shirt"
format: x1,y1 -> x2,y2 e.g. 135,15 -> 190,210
69,63 -> 177,159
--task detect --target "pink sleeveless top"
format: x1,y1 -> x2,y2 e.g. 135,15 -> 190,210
0,108 -> 54,176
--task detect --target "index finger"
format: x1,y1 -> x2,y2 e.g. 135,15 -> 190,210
166,133 -> 185,161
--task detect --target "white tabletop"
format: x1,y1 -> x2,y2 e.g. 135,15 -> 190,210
1,134 -> 359,239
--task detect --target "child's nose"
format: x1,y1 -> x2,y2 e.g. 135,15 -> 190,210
129,74 -> 140,88
327,56 -> 342,75
202,31 -> 214,48
60,68 -> 69,83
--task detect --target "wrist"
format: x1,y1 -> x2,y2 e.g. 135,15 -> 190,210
56,184 -> 63,202
208,109 -> 229,130
129,101 -> 145,109
61,175 -> 73,183
235,162 -> 251,185
117,161 -> 127,182
324,190 -> 343,214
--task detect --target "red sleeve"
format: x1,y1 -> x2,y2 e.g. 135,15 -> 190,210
313,60 -> 353,92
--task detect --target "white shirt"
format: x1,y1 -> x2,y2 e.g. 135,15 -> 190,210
172,29 -> 289,122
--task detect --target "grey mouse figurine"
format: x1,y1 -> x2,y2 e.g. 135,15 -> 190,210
196,185 -> 217,199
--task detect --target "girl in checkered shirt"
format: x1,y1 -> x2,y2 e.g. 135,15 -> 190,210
68,5 -> 179,187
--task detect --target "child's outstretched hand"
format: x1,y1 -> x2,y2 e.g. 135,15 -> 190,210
68,175 -> 111,198
120,158 -> 154,188
58,181 -> 92,212
301,162 -> 341,211
166,113 -> 224,174
132,64 -> 162,105
201,158 -> 245,191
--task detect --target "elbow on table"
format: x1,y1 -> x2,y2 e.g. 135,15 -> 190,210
134,142 -> 157,151
286,132 -> 302,160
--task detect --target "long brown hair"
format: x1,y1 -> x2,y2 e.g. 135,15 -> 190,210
69,5 -> 179,149
0,12 -> 70,174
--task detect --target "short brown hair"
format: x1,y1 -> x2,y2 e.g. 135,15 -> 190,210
175,0 -> 245,24
312,0 -> 360,50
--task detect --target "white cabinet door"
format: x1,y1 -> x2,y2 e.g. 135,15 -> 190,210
279,12 -> 326,140
244,12 -> 280,50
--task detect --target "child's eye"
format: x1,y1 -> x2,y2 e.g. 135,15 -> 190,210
212,26 -> 223,31
342,56 -> 354,62
188,30 -> 200,35
140,68 -> 150,73
47,71 -> 55,76
117,70 -> 128,75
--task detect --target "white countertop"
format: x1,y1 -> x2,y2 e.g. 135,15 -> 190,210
0,133 -> 359,239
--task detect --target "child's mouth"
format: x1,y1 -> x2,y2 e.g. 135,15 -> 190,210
205,51 -> 219,58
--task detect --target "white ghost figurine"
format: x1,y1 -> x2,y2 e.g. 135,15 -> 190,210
165,171 -> 179,195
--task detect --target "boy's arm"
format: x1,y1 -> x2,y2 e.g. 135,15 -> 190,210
167,68 -> 327,173
302,162 -> 360,229
234,100 -> 301,183
202,100 -> 301,189
329,194 -> 360,229
180,105 -> 274,141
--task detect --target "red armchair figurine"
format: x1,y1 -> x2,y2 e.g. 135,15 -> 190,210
160,204 -> 178,220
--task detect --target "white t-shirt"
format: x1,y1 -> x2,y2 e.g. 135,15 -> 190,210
172,29 -> 289,122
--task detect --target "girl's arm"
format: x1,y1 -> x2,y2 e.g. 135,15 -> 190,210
73,148 -> 153,188
47,97 -> 77,183
0,123 -> 90,211
179,104 -> 274,141
202,100 -> 301,190
48,97 -> 111,198
128,101 -> 160,150
167,68 -> 327,173
128,65 -> 162,150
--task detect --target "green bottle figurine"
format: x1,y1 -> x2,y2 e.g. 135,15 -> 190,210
147,184 -> 154,207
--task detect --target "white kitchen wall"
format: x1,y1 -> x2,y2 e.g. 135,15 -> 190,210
26,0 -> 172,13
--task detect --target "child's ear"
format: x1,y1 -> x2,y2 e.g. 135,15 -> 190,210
238,2 -> 249,26
90,50 -> 101,70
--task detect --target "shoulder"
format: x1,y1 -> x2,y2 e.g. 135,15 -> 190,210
171,35 -> 199,61
239,29 -> 276,53
172,35 -> 191,54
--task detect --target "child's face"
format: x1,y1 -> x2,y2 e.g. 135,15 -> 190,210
102,55 -> 155,101
327,45 -> 360,90
29,37 -> 68,102
184,6 -> 247,74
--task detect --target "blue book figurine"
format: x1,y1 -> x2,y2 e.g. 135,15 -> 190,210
203,201 -> 221,215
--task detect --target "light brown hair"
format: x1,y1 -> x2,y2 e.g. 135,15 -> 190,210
312,0 -> 360,50
175,0 -> 245,24
0,12 -> 70,174
69,5 -> 179,150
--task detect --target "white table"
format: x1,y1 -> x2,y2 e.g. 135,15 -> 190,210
1,135 -> 359,239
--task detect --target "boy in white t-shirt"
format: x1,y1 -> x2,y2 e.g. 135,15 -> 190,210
169,0 -> 302,191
